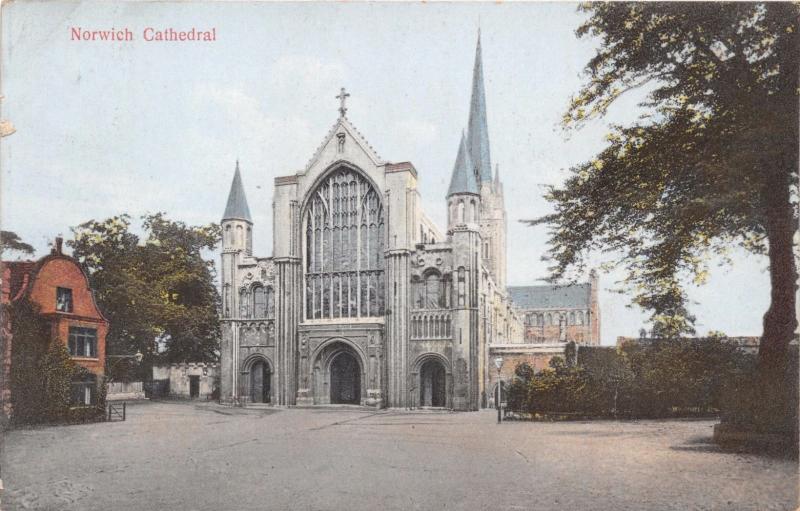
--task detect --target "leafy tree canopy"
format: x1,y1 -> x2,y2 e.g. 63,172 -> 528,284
1,230 -> 35,258
530,3 -> 798,371
68,213 -> 222,374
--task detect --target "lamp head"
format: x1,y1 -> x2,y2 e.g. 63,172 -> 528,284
493,357 -> 503,371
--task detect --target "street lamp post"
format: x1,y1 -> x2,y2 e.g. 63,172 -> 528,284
494,356 -> 504,424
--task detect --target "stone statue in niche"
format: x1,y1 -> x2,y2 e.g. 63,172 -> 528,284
267,322 -> 275,343
337,133 -> 346,153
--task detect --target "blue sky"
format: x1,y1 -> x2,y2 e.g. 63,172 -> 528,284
1,1 -> 770,344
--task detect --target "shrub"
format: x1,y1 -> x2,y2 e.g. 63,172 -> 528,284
719,346 -> 798,437
506,337 -> 754,419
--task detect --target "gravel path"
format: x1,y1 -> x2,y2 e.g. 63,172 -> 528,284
3,402 -> 797,510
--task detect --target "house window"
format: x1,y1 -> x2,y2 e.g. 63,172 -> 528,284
68,327 -> 97,358
56,287 -> 73,313
71,373 -> 97,406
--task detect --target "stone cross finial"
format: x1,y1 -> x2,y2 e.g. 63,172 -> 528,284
336,87 -> 350,118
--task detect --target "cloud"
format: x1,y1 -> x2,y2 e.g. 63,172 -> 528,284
394,119 -> 439,146
268,56 -> 346,96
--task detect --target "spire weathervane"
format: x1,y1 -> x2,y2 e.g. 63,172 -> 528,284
336,87 -> 350,118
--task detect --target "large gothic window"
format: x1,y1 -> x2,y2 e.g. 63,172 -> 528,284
304,167 -> 385,320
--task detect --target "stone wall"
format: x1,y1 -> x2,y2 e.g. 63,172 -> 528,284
154,363 -> 219,400
486,343 -> 567,407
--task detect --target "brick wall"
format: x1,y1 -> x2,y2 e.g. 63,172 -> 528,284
24,256 -> 108,376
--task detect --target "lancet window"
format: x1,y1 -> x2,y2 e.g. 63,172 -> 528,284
304,167 -> 385,319
251,285 -> 275,319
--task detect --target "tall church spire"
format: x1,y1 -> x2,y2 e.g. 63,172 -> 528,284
222,160 -> 252,222
467,30 -> 492,183
447,131 -> 479,197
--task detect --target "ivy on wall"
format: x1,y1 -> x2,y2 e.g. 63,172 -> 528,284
7,300 -> 105,425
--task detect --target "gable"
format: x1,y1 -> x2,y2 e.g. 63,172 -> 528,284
28,257 -> 107,321
297,117 -> 387,204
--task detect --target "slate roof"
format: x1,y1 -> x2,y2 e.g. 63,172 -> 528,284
447,131 -> 479,197
467,30 -> 492,184
507,284 -> 591,310
222,161 -> 252,222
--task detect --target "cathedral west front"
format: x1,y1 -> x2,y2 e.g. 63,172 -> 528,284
218,33 -> 600,411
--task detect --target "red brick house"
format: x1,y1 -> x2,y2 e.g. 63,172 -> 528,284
0,237 -> 108,421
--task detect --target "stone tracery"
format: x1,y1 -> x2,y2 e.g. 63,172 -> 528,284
303,167 -> 385,319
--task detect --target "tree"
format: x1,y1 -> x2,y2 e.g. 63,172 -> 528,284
68,213 -> 221,375
1,230 -> 34,258
529,4 -> 798,377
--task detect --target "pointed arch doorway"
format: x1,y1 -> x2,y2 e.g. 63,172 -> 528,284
330,352 -> 361,404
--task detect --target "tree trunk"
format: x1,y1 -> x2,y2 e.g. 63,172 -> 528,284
758,185 -> 798,378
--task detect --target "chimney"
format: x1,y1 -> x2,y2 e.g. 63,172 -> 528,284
55,236 -> 63,255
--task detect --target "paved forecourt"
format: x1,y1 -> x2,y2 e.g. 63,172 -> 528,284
3,402 -> 797,511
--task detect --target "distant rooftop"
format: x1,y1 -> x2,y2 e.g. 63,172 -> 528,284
508,284 -> 591,310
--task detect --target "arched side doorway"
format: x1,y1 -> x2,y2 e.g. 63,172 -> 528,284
243,356 -> 273,404
420,359 -> 446,407
411,354 -> 452,409
330,352 -> 361,404
489,381 -> 507,409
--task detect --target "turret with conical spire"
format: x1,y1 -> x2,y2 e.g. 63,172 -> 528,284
467,30 -> 492,184
223,160 -> 252,223
221,160 -> 253,256
450,30 -> 506,289
493,163 -> 503,195
447,131 -> 479,198
447,132 -> 480,230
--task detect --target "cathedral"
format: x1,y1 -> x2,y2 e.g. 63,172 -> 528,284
218,33 -> 600,410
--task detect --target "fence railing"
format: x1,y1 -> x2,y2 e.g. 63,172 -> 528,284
107,402 -> 126,421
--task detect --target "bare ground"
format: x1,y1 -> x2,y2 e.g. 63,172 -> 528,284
2,401 -> 797,511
